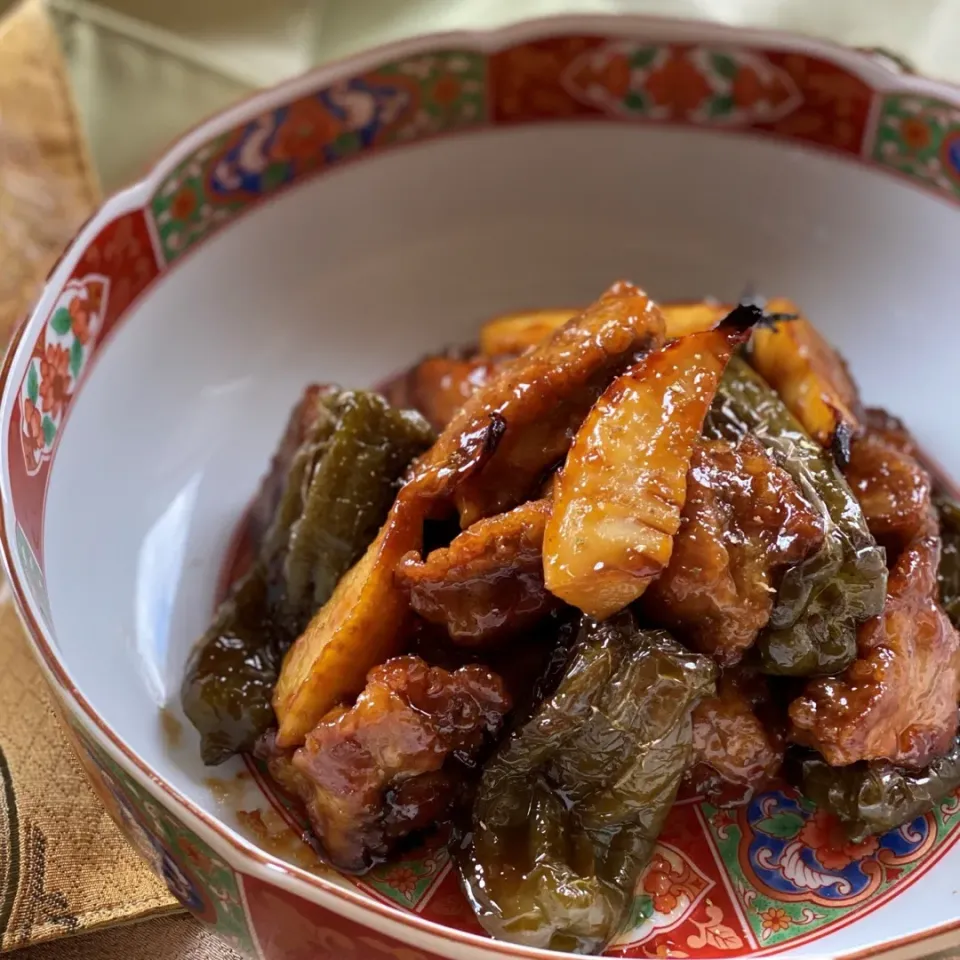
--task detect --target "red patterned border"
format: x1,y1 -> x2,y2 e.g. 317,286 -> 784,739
490,39 -> 873,155
7,210 -> 159,563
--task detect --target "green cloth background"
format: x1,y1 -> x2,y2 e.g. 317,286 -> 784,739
29,0 -> 960,193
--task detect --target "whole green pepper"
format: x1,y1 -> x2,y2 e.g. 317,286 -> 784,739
705,356 -> 887,676
182,390 -> 434,765
799,730 -> 960,842
261,399 -> 338,579
280,391 -> 435,633
457,614 -> 716,954
181,403 -> 337,765
180,569 -> 282,765
935,493 -> 960,628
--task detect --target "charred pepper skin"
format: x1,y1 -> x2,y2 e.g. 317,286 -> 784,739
181,569 -> 282,765
936,493 -> 960,628
182,397 -> 336,766
705,356 -> 887,676
799,731 -> 960,842
182,390 -> 433,766
457,613 -> 716,954
281,391 -> 435,634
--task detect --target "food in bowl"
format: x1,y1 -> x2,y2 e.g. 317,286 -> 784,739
180,280 -> 960,954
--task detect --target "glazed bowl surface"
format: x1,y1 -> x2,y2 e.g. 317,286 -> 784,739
3,13 -> 960,960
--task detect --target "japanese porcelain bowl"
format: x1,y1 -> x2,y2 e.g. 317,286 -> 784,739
3,12 -> 960,960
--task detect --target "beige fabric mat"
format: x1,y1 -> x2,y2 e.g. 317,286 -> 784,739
0,0 -> 96,342
12,916 -> 244,958
0,2 -> 241,955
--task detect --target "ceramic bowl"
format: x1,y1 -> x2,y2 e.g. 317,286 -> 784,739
3,13 -> 960,960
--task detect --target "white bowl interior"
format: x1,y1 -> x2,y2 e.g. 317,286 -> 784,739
42,121 -> 960,951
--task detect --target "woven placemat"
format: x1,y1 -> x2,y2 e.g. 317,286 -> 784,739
10,915 -> 244,959
0,0 -> 96,342
0,1 -> 215,954
0,595 -> 179,950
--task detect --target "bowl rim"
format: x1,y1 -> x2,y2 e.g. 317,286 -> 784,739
4,11 -> 960,959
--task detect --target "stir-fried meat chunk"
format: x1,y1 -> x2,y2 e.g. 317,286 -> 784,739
258,731 -> 465,858
397,499 -> 556,645
845,427 -> 932,558
260,656 -> 510,870
688,668 -> 784,805
420,280 -> 667,527
393,355 -> 500,431
479,308 -> 577,356
790,523 -> 960,768
865,407 -> 920,459
405,615 -> 578,722
643,437 -> 825,666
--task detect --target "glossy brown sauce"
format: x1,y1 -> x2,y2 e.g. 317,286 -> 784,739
159,706 -> 183,749
205,770 -> 335,876
203,771 -> 250,807
234,807 -> 333,875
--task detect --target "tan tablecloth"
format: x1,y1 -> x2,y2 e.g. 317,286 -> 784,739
0,2 -> 241,955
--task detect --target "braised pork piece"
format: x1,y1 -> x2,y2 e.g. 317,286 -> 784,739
643,436 -> 825,666
256,656 -> 510,871
687,664 -> 786,806
182,280 -> 960,955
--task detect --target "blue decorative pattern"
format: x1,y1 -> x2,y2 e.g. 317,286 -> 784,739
741,788 -> 933,905
151,51 -> 486,263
